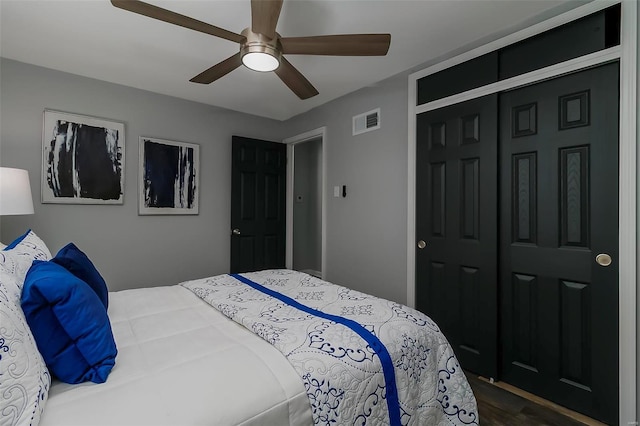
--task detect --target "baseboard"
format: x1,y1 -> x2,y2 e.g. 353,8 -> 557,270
477,376 -> 607,426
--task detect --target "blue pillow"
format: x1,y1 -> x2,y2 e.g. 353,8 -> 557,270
52,243 -> 109,309
3,229 -> 30,250
21,260 -> 117,384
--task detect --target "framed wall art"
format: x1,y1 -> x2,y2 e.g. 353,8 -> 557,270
139,137 -> 199,215
42,109 -> 125,204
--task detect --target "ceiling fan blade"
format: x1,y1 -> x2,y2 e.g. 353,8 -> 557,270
274,57 -> 319,100
281,34 -> 391,56
251,0 -> 283,40
111,0 -> 245,44
190,53 -> 243,84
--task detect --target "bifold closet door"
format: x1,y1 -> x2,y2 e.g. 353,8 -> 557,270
416,94 -> 498,378
499,63 -> 619,424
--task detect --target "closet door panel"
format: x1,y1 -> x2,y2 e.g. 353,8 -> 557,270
416,94 -> 498,378
499,63 -> 619,424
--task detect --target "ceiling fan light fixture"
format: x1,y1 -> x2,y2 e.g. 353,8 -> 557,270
242,51 -> 279,72
240,28 -> 282,72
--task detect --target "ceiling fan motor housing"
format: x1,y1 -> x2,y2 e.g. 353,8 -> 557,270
240,28 -> 282,70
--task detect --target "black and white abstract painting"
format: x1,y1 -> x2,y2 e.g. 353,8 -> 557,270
42,110 -> 125,204
139,137 -> 199,215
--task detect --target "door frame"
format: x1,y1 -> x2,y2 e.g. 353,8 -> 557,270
283,127 -> 327,278
406,0 -> 637,423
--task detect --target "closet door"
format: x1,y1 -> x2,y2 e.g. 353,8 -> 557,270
416,94 -> 498,378
499,63 -> 619,424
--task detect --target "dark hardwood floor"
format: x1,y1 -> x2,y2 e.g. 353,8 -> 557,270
466,373 -> 604,426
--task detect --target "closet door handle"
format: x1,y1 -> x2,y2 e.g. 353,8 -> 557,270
595,253 -> 612,267
232,229 -> 241,235
417,240 -> 426,249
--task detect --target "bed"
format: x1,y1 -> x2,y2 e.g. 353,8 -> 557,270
1,231 -> 478,426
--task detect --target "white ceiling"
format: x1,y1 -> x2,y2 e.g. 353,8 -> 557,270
0,0 -> 583,121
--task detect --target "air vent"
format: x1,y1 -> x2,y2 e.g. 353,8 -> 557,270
352,108 -> 380,136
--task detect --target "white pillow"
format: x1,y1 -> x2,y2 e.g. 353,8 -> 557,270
0,271 -> 50,426
0,231 -> 52,302
0,242 -> 6,250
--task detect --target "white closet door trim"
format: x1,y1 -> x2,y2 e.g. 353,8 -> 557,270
406,76 -> 417,310
618,1 -> 637,424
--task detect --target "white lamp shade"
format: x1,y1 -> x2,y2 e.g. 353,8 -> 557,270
0,167 -> 35,215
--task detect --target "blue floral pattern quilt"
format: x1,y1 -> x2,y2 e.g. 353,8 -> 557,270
181,269 -> 478,426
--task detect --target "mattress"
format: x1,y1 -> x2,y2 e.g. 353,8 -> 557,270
39,285 -> 313,426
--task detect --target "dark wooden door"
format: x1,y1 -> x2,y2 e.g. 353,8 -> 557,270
416,94 -> 498,378
230,136 -> 286,273
499,63 -> 619,424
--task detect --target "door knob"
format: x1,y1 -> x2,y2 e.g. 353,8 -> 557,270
417,240 -> 426,249
595,253 -> 612,267
232,229 -> 241,235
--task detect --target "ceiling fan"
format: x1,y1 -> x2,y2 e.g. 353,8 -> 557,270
111,0 -> 391,100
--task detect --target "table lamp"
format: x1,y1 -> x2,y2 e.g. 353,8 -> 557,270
0,167 -> 35,215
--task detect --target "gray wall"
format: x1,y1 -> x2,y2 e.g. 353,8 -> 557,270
0,56 -> 410,304
283,74 -> 409,304
636,0 -> 640,419
293,137 -> 322,274
0,58 -> 285,291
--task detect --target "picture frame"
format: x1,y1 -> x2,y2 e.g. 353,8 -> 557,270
42,109 -> 125,204
138,136 -> 200,215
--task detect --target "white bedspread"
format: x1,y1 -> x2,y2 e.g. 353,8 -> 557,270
40,285 -> 312,426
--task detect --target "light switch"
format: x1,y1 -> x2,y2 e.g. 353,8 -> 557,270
333,186 -> 340,197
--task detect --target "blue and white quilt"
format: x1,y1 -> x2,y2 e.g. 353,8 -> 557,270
181,270 -> 478,426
